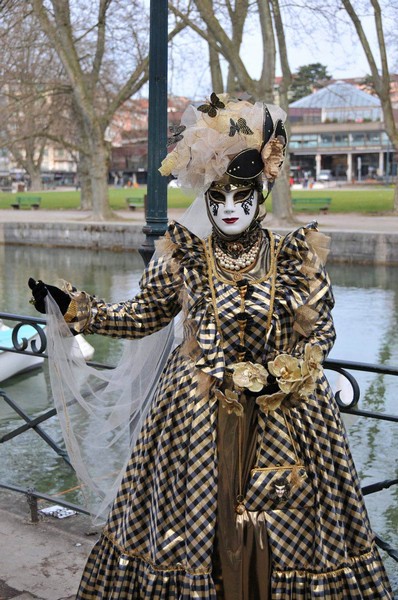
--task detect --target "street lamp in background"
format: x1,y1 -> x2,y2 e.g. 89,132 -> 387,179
139,0 -> 168,265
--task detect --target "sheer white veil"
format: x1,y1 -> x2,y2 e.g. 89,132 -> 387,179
45,196 -> 211,525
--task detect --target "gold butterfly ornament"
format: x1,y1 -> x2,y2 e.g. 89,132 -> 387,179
229,118 -> 254,137
167,124 -> 186,147
197,92 -> 225,118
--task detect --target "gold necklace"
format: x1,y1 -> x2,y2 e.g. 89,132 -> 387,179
204,232 -> 284,354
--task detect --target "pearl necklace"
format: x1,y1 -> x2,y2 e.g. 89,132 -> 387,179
214,238 -> 260,271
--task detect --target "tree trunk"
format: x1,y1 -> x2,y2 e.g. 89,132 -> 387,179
208,36 -> 224,92
29,168 -> 43,191
268,0 -> 294,225
394,180 -> 398,214
77,116 -> 112,218
23,158 -> 44,191
89,136 -> 113,220
77,153 -> 93,210
270,170 -> 295,224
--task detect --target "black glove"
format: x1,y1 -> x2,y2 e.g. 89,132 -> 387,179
28,277 -> 71,315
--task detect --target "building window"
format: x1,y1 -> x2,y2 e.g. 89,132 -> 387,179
368,132 -> 380,144
290,134 -> 318,148
302,134 -> 318,147
320,134 -> 333,146
334,134 -> 349,146
351,133 -> 366,145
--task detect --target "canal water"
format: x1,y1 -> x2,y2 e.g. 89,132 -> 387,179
0,243 -> 397,584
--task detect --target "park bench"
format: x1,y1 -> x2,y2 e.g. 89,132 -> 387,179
292,197 -> 331,214
10,195 -> 42,210
126,197 -> 145,211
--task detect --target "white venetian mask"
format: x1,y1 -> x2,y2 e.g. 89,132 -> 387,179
206,186 -> 259,236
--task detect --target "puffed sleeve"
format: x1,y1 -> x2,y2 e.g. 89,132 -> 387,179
273,223 -> 336,361
62,252 -> 183,339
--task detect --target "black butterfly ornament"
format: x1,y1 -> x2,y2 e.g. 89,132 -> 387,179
197,92 -> 225,118
229,118 -> 253,137
167,124 -> 186,147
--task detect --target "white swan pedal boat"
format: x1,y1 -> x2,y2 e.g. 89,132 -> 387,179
0,320 -> 94,383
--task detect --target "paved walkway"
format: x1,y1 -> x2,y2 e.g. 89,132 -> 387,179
0,206 -> 398,234
0,490 -> 95,600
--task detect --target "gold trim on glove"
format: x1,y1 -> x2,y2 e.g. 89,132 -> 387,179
63,299 -> 78,322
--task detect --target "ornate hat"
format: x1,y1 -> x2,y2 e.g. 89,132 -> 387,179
159,92 -> 287,193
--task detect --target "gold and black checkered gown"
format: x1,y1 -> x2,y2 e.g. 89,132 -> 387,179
72,221 -> 393,599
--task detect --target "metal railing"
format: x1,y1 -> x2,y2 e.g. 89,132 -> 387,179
0,311 -> 397,563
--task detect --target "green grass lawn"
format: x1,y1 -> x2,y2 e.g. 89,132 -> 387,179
0,187 -> 195,211
0,185 -> 394,213
288,188 -> 395,213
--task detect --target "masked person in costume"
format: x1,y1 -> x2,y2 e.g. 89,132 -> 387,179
28,94 -> 393,599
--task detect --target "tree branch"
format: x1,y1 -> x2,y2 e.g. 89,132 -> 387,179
340,0 -> 381,92
30,0 -> 89,107
101,58 -> 149,128
187,0 -> 256,93
91,0 -> 112,88
370,0 -> 389,96
270,0 -> 291,109
257,0 -> 275,100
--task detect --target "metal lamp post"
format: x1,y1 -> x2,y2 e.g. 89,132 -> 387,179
139,0 -> 168,265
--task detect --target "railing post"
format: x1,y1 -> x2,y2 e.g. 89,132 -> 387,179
27,488 -> 39,523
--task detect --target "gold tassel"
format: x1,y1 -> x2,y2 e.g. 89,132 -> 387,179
235,507 -> 249,553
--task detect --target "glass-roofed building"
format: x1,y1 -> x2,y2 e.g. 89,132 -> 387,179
288,81 -> 395,183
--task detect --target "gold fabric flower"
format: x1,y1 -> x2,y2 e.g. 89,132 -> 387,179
215,389 -> 244,417
298,376 -> 316,397
268,354 -> 301,393
256,346 -> 323,411
256,390 -> 286,411
230,362 -> 268,393
261,137 -> 285,181
302,344 -> 323,380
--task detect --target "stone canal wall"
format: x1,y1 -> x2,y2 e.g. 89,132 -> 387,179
0,221 -> 145,252
1,220 -> 398,265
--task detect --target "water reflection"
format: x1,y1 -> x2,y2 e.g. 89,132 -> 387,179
0,246 -> 397,584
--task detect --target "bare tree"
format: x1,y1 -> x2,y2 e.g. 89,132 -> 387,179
19,0 -> 185,219
0,5 -> 70,190
24,1 -> 148,218
169,0 -> 295,223
340,0 -> 398,212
